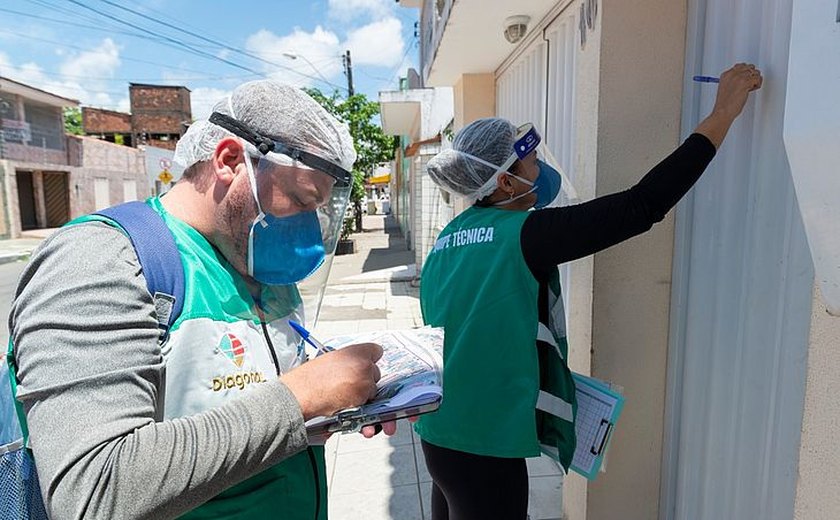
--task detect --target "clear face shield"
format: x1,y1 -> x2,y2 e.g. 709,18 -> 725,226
209,111 -> 352,333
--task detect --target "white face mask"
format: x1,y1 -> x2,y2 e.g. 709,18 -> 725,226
457,150 -> 519,202
458,144 -> 579,206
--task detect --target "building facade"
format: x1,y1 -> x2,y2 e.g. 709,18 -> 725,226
403,0 -> 839,519
82,107 -> 133,147
379,74 -> 454,274
129,83 -> 191,151
0,77 -> 150,238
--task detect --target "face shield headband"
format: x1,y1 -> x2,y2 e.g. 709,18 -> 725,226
208,111 -> 353,188
460,123 -> 578,208
460,123 -> 543,203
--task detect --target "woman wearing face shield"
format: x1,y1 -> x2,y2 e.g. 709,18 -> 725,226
416,63 -> 763,519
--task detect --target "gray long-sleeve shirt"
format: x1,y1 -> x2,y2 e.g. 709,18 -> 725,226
9,223 -> 309,519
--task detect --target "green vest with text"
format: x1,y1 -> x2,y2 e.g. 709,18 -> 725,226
79,197 -> 326,520
415,206 -> 577,468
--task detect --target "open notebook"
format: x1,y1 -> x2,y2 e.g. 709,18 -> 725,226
305,327 -> 444,438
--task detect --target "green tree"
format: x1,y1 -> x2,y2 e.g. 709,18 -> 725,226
63,107 -> 83,135
304,88 -> 397,233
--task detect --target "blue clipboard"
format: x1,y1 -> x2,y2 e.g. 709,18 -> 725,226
570,372 -> 625,480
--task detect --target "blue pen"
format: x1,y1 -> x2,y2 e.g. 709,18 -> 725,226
289,320 -> 333,355
693,75 -> 720,83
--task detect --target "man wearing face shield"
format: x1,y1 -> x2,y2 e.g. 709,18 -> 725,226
416,63 -> 763,519
7,81 -> 395,519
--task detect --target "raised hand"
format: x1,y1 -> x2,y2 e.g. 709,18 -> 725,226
694,62 -> 763,148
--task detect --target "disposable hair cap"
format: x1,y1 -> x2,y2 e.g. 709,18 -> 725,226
173,80 -> 356,173
426,117 -> 517,201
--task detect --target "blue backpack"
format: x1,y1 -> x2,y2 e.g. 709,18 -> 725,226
1,201 -> 185,519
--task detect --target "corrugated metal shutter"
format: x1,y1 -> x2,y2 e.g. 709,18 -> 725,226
662,0 -> 814,519
496,40 -> 546,131
43,172 -> 69,228
544,11 -> 578,183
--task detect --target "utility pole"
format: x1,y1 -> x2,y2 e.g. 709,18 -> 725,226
342,50 -> 355,97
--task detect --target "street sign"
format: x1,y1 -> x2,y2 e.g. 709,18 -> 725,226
158,170 -> 173,184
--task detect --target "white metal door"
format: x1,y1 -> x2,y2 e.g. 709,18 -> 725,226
94,178 -> 110,210
662,0 -> 814,519
123,180 -> 137,202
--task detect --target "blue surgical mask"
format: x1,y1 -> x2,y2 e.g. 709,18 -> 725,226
494,159 -> 562,209
243,152 -> 326,285
249,211 -> 325,285
533,160 -> 562,209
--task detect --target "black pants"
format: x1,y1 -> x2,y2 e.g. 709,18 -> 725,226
421,440 -> 528,520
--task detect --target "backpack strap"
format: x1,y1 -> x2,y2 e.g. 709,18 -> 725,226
95,201 -> 185,342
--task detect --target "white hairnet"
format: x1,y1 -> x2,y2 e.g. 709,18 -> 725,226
426,117 -> 517,201
173,80 -> 356,172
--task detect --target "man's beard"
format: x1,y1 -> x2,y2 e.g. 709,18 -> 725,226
216,177 -> 256,272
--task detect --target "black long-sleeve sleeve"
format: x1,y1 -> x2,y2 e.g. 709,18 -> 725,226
521,133 -> 717,279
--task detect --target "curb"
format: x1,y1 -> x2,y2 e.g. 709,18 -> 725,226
0,253 -> 30,265
334,273 -> 417,285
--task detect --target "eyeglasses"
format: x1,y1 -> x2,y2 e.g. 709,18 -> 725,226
209,112 -> 353,188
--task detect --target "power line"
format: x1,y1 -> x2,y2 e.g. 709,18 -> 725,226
0,7 -> 149,39
0,62 -> 258,83
93,0 -> 347,93
0,29 -> 241,77
0,6 -> 215,49
379,39 -> 418,91
65,0 -> 267,77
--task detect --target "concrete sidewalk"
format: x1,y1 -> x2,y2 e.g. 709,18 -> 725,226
315,214 -> 564,520
0,238 -> 44,265
0,229 -> 56,264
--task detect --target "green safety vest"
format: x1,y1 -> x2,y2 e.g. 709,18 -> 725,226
76,197 -> 326,519
415,206 -> 577,468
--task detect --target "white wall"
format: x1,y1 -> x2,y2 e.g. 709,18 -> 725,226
783,0 -> 840,315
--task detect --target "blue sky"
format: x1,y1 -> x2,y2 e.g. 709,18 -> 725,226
0,0 -> 419,118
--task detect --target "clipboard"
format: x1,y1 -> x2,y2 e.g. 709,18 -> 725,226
570,372 -> 625,480
304,327 -> 444,440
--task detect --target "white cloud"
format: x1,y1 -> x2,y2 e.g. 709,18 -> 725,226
190,87 -> 230,120
59,38 -> 121,80
116,96 -> 131,114
245,27 -> 343,89
345,18 -> 405,67
328,0 -> 393,21
0,40 -> 126,111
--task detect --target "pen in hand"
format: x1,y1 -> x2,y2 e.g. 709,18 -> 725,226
289,320 -> 333,356
693,75 -> 720,83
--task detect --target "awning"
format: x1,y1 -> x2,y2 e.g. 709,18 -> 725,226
368,174 -> 391,184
